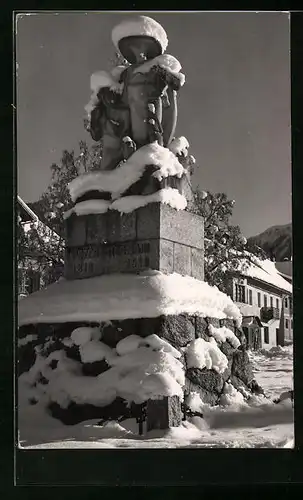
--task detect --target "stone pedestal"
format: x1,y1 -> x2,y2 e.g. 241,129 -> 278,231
146,396 -> 182,431
62,202 -> 204,431
64,202 -> 204,281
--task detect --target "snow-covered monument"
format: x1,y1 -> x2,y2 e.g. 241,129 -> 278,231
18,16 -> 263,434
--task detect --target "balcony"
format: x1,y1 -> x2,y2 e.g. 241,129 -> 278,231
260,307 -> 280,322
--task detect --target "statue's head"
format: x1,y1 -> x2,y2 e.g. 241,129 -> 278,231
112,16 -> 168,64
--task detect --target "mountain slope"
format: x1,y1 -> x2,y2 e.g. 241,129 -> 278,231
247,223 -> 292,262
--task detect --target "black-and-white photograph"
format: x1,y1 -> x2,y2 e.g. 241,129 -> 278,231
16,11 -> 293,449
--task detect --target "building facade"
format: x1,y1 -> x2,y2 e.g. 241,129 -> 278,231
225,259 -> 293,349
18,196 -> 63,299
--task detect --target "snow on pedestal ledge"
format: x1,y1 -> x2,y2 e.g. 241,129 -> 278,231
68,142 -> 185,203
64,188 -> 187,219
18,271 -> 242,327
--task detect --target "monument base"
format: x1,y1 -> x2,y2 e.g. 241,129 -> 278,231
64,202 -> 204,281
17,312 -> 259,433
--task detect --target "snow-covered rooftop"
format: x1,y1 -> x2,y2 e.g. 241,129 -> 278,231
18,271 -> 242,327
242,258 -> 292,293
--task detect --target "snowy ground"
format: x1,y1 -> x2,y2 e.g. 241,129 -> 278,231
19,345 -> 294,449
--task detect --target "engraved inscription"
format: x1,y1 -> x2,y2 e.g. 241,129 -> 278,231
68,240 -> 152,278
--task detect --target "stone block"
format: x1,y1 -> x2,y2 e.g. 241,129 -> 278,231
186,368 -> 224,394
85,214 -> 107,245
220,341 -> 235,359
231,350 -> 254,386
136,203 -> 204,249
173,243 -> 191,276
219,318 -> 235,332
207,318 -> 221,329
195,316 -> 209,340
160,205 -> 204,249
159,239 -> 174,274
146,395 -> 182,431
191,248 -> 204,281
234,323 -> 247,347
65,202 -> 204,280
185,378 -> 219,406
140,314 -> 195,348
101,318 -> 140,347
65,214 -> 86,247
136,203 -> 161,240
106,211 -> 137,243
65,239 -> 153,279
230,374 -> 248,392
220,343 -> 234,382
119,212 -> 137,241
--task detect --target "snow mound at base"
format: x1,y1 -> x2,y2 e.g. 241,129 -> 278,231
220,382 -> 246,407
185,337 -> 229,374
18,271 -> 242,327
19,331 -> 186,411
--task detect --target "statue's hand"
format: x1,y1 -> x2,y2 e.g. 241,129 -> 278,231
150,65 -> 181,92
98,87 -> 121,107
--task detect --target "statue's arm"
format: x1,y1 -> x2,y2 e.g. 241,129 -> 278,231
162,86 -> 178,147
89,95 -> 107,142
151,65 -> 182,92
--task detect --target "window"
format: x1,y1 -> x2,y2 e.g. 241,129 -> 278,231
264,295 -> 267,308
235,284 -> 246,303
284,297 -> 288,308
248,289 -> 252,305
291,320 -> 293,329
264,326 -> 269,344
276,298 -> 279,309
270,296 -> 273,308
257,292 -> 261,307
285,319 -> 289,329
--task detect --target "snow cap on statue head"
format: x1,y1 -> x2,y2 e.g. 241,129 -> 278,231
111,16 -> 168,63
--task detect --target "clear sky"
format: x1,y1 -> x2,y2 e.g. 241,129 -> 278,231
16,11 -> 291,237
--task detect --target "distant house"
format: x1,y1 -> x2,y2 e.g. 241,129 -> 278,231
17,196 -> 63,299
225,257 -> 293,349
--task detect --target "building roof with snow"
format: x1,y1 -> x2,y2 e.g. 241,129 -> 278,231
240,257 -> 292,294
18,196 -> 39,224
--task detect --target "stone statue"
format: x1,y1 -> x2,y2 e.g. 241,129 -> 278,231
86,16 -> 185,171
